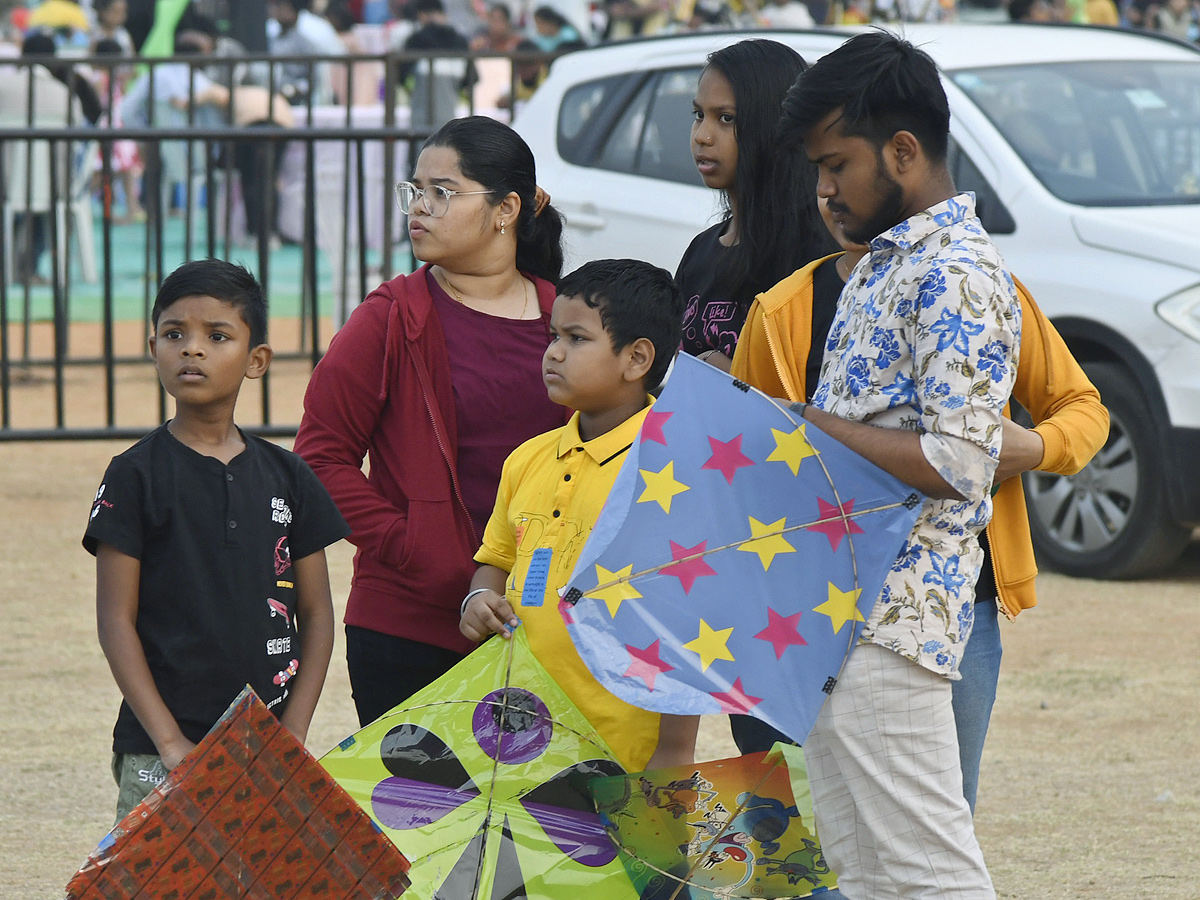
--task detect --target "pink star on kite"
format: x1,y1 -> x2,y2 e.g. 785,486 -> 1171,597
710,677 -> 764,715
701,434 -> 755,484
662,540 -> 717,594
806,497 -> 865,551
624,639 -> 674,690
558,597 -> 576,625
754,607 -> 808,659
640,409 -> 673,445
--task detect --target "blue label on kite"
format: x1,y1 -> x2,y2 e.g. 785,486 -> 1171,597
522,548 -> 553,607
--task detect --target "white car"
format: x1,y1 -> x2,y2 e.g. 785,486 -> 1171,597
515,24 -> 1200,577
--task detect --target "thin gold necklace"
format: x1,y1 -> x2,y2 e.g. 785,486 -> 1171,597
442,272 -> 532,319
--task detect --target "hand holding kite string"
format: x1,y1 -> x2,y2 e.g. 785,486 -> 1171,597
460,565 -> 520,642
560,353 -> 924,747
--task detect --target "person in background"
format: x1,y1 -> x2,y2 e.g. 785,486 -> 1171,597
1084,0 -> 1120,21
267,0 -> 345,105
470,2 -> 522,51
3,30 -> 80,285
23,29 -> 102,123
175,8 -> 269,90
677,39 -> 832,374
28,0 -> 90,48
497,37 -> 547,111
327,0 -> 385,106
531,5 -> 582,50
92,0 -> 135,54
604,0 -> 670,39
1008,0 -> 1058,19
400,0 -> 474,130
1155,0 -> 1196,38
294,117 -> 568,727
757,0 -> 816,28
91,36 -> 145,223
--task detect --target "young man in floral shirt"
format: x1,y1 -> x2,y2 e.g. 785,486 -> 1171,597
779,32 -> 1021,900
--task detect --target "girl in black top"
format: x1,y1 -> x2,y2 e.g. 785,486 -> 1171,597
677,39 -> 834,370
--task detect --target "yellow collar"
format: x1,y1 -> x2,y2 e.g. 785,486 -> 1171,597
556,397 -> 655,465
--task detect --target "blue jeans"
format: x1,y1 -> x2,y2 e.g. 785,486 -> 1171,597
951,597 -> 1003,813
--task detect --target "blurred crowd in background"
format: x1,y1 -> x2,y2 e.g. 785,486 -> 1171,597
0,0 -> 1194,283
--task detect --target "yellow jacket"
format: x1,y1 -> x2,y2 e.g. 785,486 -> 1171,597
731,254 -> 1109,619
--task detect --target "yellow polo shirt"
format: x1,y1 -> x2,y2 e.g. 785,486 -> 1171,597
475,403 -> 660,770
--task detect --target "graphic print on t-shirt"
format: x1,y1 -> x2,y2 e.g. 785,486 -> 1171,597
682,296 -> 741,358
266,528 -> 298,701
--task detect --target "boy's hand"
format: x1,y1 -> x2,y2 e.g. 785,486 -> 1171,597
460,589 -> 519,642
159,735 -> 197,771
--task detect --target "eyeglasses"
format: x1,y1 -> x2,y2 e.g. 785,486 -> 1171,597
394,181 -> 494,217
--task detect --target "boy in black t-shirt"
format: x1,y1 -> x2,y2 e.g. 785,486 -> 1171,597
85,260 -> 349,821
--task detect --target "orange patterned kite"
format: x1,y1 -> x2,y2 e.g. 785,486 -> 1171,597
64,687 -> 411,900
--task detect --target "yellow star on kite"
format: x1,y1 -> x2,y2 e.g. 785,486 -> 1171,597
637,461 -> 690,513
683,619 -> 736,671
766,425 -> 817,475
590,564 -> 642,617
814,582 -> 865,633
738,516 -> 796,571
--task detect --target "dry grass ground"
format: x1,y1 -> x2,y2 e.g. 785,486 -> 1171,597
2,341 -> 1197,898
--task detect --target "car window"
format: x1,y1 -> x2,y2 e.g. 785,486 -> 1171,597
947,138 -> 1016,235
635,68 -> 703,185
592,67 -> 703,185
557,73 -> 630,165
596,76 -> 655,173
953,61 -> 1200,206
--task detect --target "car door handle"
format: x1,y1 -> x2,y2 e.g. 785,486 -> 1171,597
568,203 -> 607,231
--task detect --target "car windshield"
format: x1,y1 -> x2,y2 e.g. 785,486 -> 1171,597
952,61 -> 1200,206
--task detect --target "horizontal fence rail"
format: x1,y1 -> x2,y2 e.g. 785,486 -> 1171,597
0,48 -> 556,440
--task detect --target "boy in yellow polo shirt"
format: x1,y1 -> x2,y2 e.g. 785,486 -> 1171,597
461,259 -> 693,772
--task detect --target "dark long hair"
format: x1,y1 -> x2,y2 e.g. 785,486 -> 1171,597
704,40 -> 834,304
425,116 -> 565,283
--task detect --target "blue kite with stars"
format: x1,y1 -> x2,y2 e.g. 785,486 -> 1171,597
560,353 -> 924,745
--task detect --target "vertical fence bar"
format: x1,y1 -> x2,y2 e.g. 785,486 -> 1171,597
48,138 -> 65,429
382,55 -> 397,282
0,141 -> 9,429
101,139 -> 116,427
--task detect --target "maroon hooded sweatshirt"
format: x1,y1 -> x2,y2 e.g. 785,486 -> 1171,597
295,265 -> 558,654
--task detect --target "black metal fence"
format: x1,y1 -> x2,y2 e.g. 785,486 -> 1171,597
0,48 -> 552,440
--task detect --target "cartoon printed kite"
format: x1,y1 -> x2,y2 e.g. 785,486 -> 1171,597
590,745 -> 839,899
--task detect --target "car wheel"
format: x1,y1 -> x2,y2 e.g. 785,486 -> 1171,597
1022,361 -> 1192,579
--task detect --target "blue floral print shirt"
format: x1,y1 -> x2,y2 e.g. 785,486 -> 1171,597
812,193 -> 1021,677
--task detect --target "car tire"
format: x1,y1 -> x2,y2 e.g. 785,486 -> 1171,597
1022,361 -> 1192,579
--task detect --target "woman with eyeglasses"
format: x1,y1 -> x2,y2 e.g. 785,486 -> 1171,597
295,116 -> 567,726
677,39 -> 833,373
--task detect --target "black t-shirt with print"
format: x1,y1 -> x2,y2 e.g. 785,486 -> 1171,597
84,424 -> 349,753
676,221 -> 750,359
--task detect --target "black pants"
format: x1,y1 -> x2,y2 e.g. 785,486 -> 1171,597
729,713 -> 795,755
231,123 -> 286,246
345,625 -> 466,727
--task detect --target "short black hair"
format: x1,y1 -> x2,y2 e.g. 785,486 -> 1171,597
152,259 -> 268,347
413,0 -> 445,14
557,259 -> 683,391
780,31 -> 950,163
